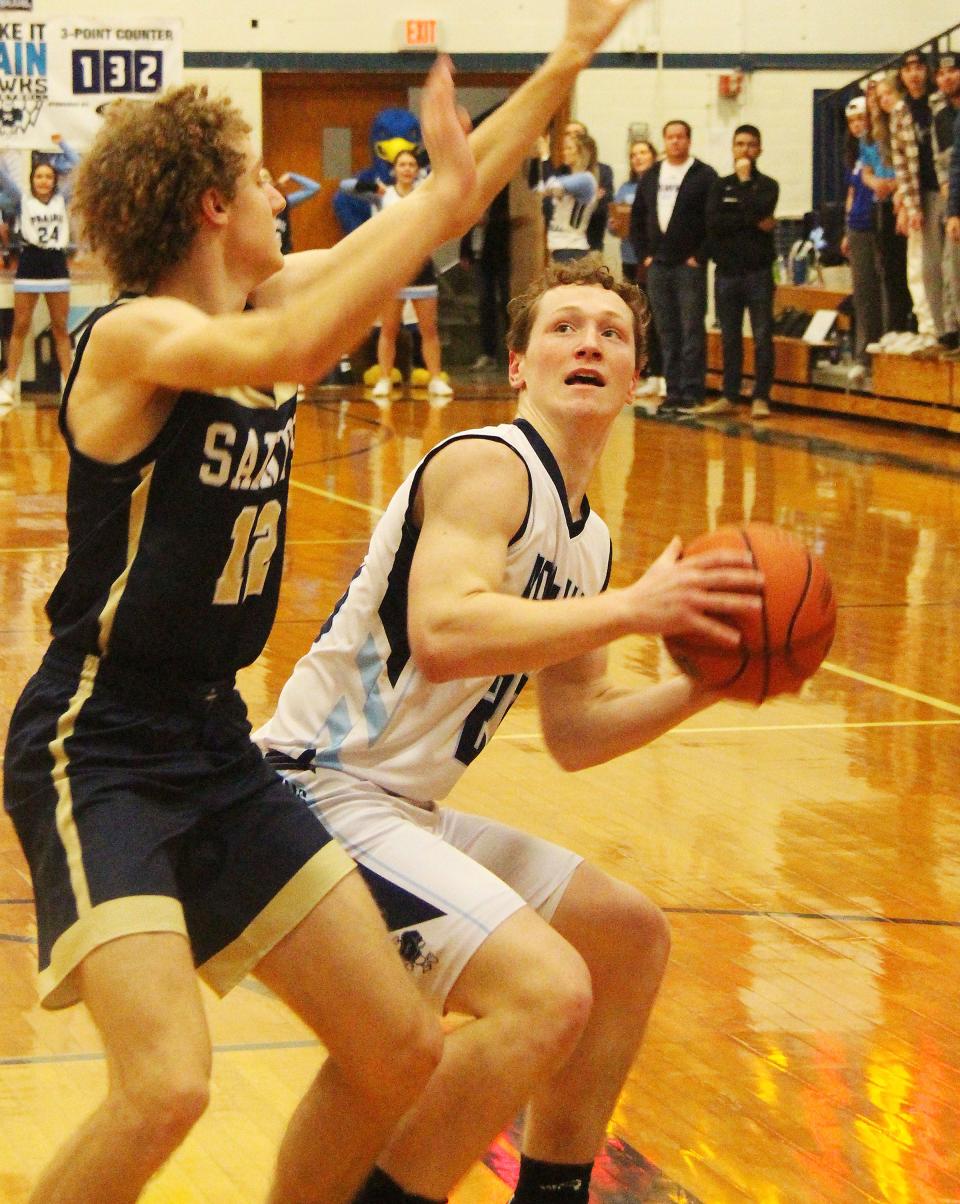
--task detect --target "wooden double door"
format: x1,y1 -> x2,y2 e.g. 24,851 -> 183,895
262,71 -> 557,262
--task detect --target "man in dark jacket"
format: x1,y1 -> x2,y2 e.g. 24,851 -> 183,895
699,124 -> 780,418
630,120 -> 717,411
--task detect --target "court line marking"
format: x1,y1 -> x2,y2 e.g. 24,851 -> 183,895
3,712 -> 949,770
495,717 -> 960,740
0,1039 -> 321,1067
0,538 -> 372,554
663,906 -> 960,928
289,478 -> 384,516
286,537 -> 373,546
291,478 -> 960,721
820,659 -> 960,715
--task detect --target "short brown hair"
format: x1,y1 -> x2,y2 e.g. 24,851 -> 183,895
71,85 -> 251,292
506,256 -> 649,370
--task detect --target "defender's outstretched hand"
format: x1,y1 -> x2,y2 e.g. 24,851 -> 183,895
420,56 -> 477,212
562,0 -> 637,65
628,537 -> 764,646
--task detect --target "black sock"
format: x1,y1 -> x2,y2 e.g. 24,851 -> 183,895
351,1165 -> 446,1204
510,1155 -> 594,1203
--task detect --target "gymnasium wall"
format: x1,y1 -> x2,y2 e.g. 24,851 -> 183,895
19,1 -> 958,217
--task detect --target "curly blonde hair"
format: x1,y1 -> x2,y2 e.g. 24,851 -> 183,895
507,256 -> 649,369
72,85 -> 251,292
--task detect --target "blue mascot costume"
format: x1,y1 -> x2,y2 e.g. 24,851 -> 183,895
333,109 -> 432,386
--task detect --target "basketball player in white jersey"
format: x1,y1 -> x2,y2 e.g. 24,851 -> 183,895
257,258 -> 764,1204
6,4 -> 654,1202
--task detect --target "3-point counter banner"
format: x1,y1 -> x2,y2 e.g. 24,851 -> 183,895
0,16 -> 184,151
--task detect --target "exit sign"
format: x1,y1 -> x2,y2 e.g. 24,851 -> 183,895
402,19 -> 440,49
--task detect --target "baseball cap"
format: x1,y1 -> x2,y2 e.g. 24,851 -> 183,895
938,52 -> 958,70
845,96 -> 867,117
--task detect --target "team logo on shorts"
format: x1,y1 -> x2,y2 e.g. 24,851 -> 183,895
395,929 -> 438,975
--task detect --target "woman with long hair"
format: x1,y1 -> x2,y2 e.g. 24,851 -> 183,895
610,139 -> 663,398
609,139 -> 657,283
531,128 -> 600,262
0,136 -> 79,410
863,74 -> 913,333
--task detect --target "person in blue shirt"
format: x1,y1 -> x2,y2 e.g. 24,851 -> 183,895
610,139 -> 663,398
273,169 -> 321,254
530,129 -> 600,261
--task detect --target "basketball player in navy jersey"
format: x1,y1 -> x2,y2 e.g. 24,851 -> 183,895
2,2 -> 650,1200
257,257 -> 764,1204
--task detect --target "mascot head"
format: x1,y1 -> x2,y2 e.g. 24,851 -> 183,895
333,107 -> 423,236
370,108 -> 422,182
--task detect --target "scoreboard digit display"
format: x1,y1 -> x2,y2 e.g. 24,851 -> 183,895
51,19 -> 182,104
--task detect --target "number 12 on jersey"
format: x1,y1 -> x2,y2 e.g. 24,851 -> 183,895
214,501 -> 282,606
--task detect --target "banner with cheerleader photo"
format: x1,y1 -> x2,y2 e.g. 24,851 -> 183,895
0,17 -> 183,151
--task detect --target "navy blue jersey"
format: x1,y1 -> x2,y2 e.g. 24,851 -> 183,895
46,298 -> 297,682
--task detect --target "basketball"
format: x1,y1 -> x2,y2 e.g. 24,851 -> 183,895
664,522 -> 837,703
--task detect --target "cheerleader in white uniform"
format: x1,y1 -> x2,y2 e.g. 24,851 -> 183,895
530,129 -> 599,263
342,148 -> 453,401
0,136 -> 80,408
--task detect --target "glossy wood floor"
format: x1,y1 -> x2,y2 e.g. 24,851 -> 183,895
2,385 -> 959,1203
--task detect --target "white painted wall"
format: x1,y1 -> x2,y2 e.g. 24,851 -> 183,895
576,66 -> 856,218
31,1 -> 955,54
27,1 -> 959,214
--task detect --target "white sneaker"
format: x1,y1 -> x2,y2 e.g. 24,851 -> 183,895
0,378 -> 18,413
633,377 -> 661,398
896,333 -> 930,355
371,377 -> 392,399
695,397 -> 736,415
427,376 -> 453,398
750,399 -> 771,419
847,363 -> 867,385
470,354 -> 496,371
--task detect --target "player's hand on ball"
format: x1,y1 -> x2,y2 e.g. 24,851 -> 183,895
662,523 -> 838,705
628,536 -> 764,645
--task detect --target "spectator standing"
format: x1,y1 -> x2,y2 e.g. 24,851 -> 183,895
944,70 -> 960,336
865,74 -> 913,334
841,98 -> 884,382
610,140 -> 657,284
630,119 -> 717,413
698,124 -> 778,419
273,169 -> 321,254
610,139 -> 664,400
932,53 -> 960,350
530,129 -> 599,262
889,49 -> 945,345
461,183 -> 511,371
566,120 -> 614,254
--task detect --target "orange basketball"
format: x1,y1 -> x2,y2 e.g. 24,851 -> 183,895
664,522 -> 837,704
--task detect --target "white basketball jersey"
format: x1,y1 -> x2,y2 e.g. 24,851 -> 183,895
20,192 -> 68,249
547,186 -> 599,252
256,419 -> 613,802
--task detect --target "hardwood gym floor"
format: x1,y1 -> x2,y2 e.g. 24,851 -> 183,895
1,385 -> 958,1202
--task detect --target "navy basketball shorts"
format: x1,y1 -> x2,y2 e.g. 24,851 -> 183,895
3,647 -> 354,1009
279,764 -> 583,1008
